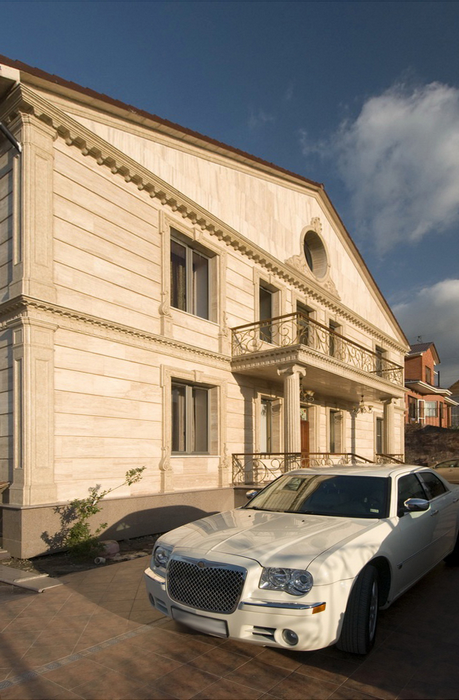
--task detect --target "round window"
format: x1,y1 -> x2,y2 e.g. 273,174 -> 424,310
303,230 -> 327,278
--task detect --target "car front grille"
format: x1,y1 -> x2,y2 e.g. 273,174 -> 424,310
167,557 -> 246,614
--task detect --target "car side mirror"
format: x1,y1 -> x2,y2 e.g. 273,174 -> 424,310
404,497 -> 430,513
246,490 -> 259,500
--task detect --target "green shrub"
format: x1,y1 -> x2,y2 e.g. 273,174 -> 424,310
63,467 -> 145,559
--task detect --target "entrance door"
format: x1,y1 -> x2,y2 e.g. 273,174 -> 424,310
301,408 -> 309,467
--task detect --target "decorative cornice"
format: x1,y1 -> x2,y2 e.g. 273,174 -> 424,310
0,296 -> 231,368
0,84 -> 407,355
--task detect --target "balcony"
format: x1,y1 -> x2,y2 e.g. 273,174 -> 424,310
231,313 -> 403,400
232,452 -> 404,485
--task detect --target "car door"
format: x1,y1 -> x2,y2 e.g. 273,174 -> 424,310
434,460 -> 459,485
388,473 -> 437,597
417,470 -> 458,562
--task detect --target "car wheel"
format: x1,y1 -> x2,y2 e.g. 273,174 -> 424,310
337,565 -> 379,655
444,532 -> 459,566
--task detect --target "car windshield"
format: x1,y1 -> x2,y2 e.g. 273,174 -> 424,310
245,473 -> 390,519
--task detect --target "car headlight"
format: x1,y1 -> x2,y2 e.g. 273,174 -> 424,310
153,545 -> 172,570
259,567 -> 313,596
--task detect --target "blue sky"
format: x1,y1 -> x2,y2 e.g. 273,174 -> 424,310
1,1 -> 459,386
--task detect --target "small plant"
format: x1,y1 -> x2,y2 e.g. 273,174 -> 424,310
62,467 -> 146,559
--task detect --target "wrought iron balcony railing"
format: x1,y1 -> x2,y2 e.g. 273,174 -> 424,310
232,452 -> 379,485
375,453 -> 404,464
231,313 -> 403,386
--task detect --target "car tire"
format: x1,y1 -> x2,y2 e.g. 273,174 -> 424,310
337,565 -> 379,655
444,532 -> 459,566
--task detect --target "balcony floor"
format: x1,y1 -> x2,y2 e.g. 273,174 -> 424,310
231,344 -> 404,403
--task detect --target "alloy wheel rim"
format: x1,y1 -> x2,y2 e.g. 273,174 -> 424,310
368,580 -> 378,640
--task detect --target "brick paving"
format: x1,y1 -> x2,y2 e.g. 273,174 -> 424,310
1,556 -> 458,699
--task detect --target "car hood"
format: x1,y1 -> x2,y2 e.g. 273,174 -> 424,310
163,508 -> 379,569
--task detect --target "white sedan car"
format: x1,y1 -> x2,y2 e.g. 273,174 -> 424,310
144,465 -> 459,654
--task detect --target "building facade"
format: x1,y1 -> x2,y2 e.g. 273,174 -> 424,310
450,380 -> 459,428
405,343 -> 456,428
0,57 -> 408,558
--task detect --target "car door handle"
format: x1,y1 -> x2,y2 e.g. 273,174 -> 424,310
430,509 -> 439,516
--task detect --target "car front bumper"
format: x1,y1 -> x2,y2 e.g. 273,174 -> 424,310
144,564 -> 352,652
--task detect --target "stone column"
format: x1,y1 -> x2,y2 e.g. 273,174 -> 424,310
383,398 -> 396,455
277,364 -> 306,453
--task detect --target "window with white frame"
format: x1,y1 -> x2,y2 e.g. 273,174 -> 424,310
171,381 -> 214,454
376,417 -> 384,454
297,302 -> 313,347
424,400 -> 438,418
408,396 -> 418,421
375,345 -> 385,377
259,285 -> 273,342
260,398 -> 273,453
329,410 -> 342,454
170,232 -> 211,320
329,320 -> 341,358
259,281 -> 281,343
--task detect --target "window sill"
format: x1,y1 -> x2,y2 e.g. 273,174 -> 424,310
171,307 -> 219,327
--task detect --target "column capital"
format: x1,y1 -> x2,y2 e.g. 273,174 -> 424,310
277,363 -> 306,379
382,397 -> 398,406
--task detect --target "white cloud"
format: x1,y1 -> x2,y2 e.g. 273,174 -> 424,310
299,128 -> 324,157
317,82 -> 459,253
248,108 -> 275,130
284,82 -> 294,102
393,279 -> 459,388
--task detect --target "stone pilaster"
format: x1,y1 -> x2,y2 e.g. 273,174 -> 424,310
9,317 -> 57,506
383,398 -> 396,455
277,364 -> 306,453
9,113 -> 56,302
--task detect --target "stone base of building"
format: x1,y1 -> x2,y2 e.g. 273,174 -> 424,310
1,488 -> 236,559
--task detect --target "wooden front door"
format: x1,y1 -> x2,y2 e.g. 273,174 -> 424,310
301,419 -> 309,467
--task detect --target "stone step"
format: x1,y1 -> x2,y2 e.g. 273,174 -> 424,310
0,564 -> 62,592
0,549 -> 10,561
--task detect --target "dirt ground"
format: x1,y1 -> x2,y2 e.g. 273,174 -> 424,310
405,424 -> 459,465
1,534 -> 160,578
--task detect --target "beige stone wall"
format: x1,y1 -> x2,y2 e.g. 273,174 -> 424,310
54,143 -> 162,333
61,109 -> 399,339
2,487 -> 236,559
33,135 -> 406,499
0,82 -> 408,557
0,328 -> 12,485
0,146 -> 13,299
0,145 -> 13,486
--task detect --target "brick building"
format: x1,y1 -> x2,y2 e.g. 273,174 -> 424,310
405,343 -> 457,427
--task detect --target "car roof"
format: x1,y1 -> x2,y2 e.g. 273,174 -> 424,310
287,464 -> 431,479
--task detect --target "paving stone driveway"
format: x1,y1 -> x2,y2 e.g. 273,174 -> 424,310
1,555 -> 459,699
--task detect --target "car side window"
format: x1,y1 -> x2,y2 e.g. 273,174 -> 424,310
397,474 -> 427,513
417,471 -> 448,500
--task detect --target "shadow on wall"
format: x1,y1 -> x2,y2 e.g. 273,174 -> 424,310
41,505 -> 217,552
103,506 -> 218,540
